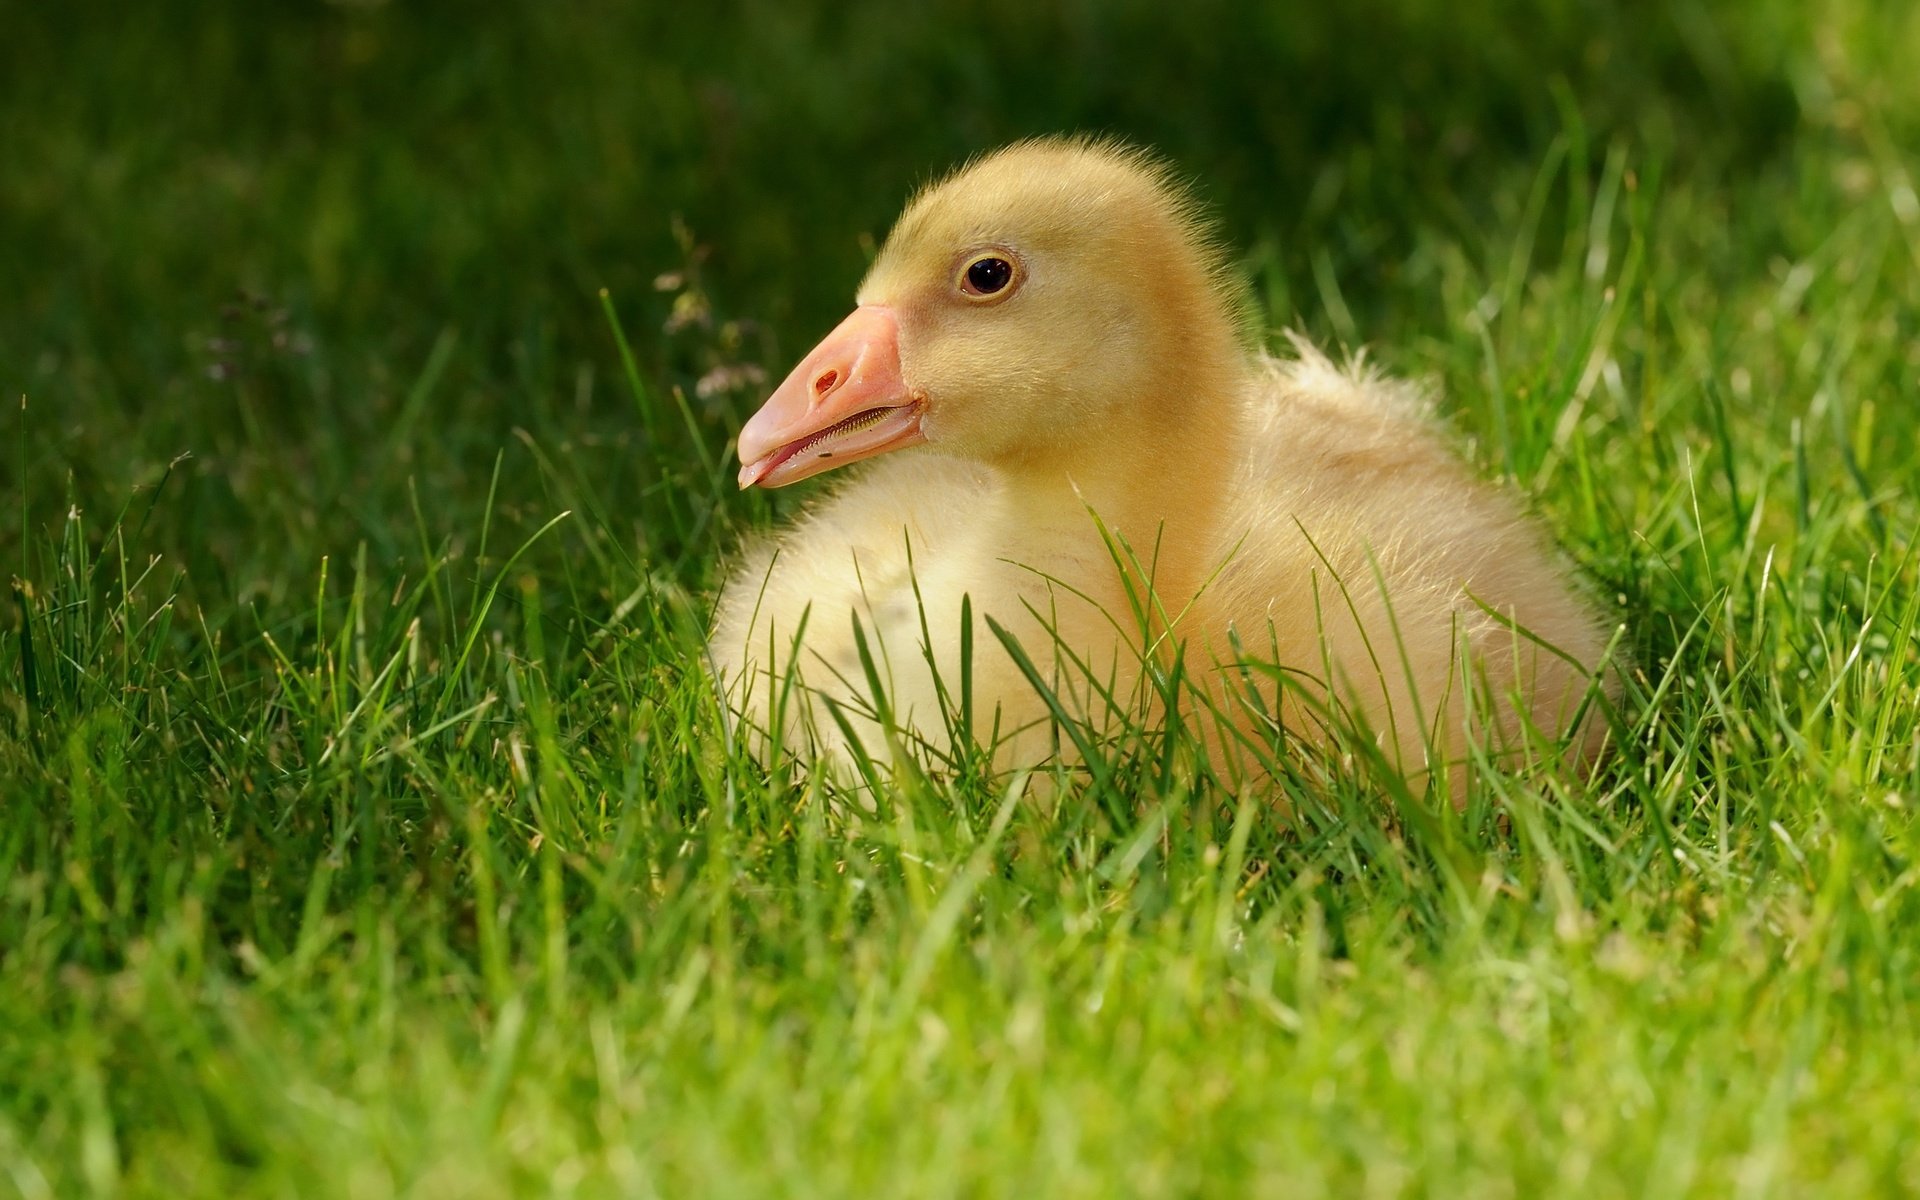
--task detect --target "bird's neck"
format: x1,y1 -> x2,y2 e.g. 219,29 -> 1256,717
994,361 -> 1248,622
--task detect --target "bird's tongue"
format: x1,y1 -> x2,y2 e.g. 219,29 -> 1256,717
735,305 -> 927,488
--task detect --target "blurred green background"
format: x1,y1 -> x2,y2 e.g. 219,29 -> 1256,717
7,0 -> 1908,601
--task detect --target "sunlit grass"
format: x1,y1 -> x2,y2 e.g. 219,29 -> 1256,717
4,1 -> 1919,1195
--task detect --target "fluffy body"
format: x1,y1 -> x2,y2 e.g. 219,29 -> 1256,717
710,139 -> 1618,792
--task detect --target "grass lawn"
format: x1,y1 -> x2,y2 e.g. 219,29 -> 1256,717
4,1 -> 1918,1195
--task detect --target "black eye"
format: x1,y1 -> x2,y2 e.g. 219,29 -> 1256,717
963,255 -> 1014,296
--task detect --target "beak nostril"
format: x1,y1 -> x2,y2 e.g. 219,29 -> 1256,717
813,369 -> 839,398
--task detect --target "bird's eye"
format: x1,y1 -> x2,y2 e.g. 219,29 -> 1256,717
960,254 -> 1016,299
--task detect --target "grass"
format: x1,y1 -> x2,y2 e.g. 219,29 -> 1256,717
3,0 -> 1919,1194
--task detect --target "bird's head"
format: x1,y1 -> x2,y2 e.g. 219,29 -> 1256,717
736,138 -> 1251,488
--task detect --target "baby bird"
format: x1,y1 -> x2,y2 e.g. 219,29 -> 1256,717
710,137 -> 1618,795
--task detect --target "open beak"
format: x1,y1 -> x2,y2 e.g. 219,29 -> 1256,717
736,305 -> 927,488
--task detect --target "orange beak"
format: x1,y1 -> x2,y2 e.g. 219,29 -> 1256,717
736,305 -> 927,489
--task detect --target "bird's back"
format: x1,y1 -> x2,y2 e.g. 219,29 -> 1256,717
1190,345 -> 1618,789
